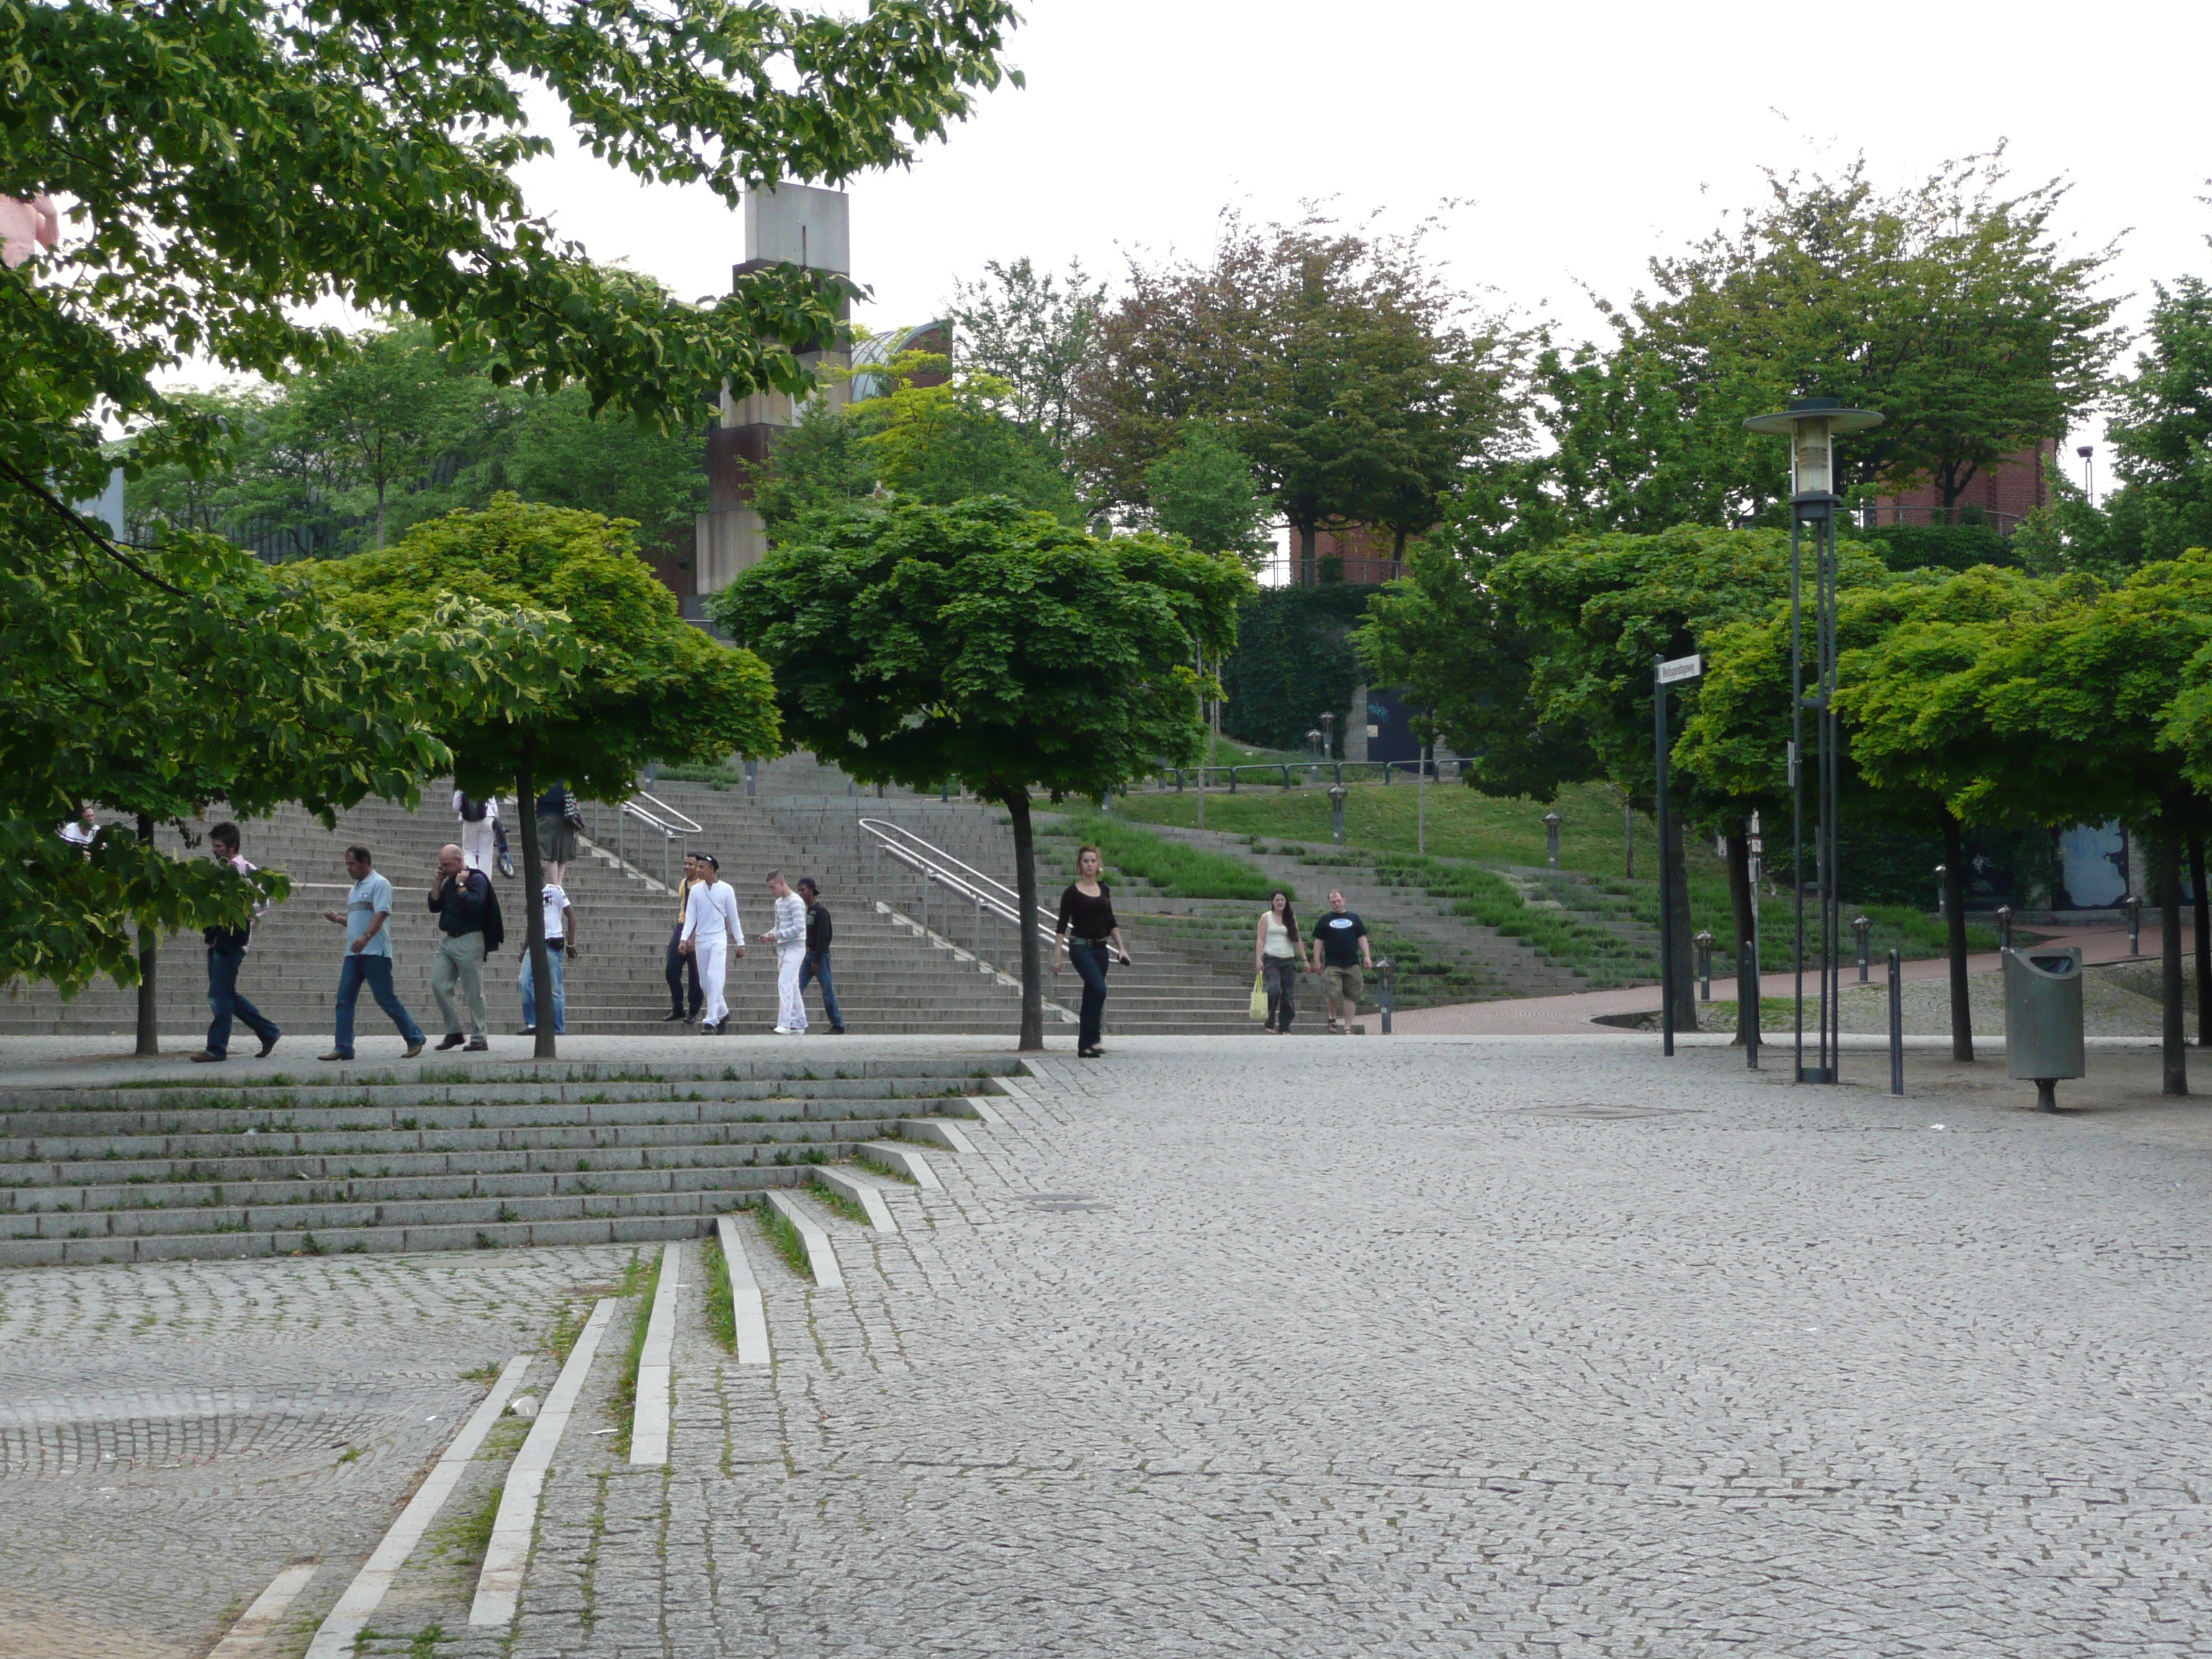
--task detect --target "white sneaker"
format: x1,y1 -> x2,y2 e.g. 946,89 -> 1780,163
772,1025 -> 793,1035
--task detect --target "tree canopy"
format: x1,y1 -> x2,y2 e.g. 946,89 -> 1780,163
711,496 -> 1250,1048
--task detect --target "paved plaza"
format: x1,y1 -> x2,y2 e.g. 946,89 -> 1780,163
7,1034 -> 2212,1656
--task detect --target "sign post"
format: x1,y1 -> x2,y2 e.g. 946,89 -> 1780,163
1653,653 -> 1702,1057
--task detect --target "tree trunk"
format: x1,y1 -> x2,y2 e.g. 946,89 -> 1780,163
2192,835 -> 2210,1047
513,751 -> 557,1061
135,811 -> 159,1056
2161,827 -> 2188,1096
1297,521 -> 1316,588
1941,811 -> 1972,1063
1391,524 -> 1406,581
375,480 -> 388,550
1726,826 -> 1756,1048
1001,788 -> 1043,1051
1663,805 -> 1697,1033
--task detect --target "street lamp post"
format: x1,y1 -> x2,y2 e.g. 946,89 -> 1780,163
1853,914 -> 1873,981
1746,396 -> 1884,1087
1328,783 -> 1348,846
1694,930 -> 1714,1001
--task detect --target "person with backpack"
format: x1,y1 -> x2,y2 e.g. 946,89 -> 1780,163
452,789 -> 500,875
427,842 -> 498,1051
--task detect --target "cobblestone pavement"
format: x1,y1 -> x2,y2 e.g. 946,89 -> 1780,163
16,1037 -> 2212,1658
0,1245 -> 636,1659
485,1038 -> 2212,1658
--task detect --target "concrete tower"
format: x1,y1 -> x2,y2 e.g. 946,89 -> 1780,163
693,184 -> 852,598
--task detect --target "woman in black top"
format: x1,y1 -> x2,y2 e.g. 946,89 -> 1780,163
1052,845 -> 1132,1058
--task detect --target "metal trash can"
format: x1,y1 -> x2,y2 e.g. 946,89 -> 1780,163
2003,943 -> 2085,1110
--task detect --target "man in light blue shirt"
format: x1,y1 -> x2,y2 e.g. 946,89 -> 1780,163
321,845 -> 426,1061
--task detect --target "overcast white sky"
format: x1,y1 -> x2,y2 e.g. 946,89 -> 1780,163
516,0 -> 2211,471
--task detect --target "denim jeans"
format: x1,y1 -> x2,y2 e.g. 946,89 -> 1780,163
665,925 -> 701,1017
204,944 -> 278,1058
519,945 -> 565,1034
1262,956 -> 1300,1032
1068,938 -> 1110,1050
799,950 -> 844,1030
333,954 -> 424,1056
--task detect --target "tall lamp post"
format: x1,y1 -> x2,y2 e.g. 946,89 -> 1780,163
1745,396 -> 1883,1085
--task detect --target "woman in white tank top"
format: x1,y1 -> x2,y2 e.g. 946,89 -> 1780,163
1254,890 -> 1302,1035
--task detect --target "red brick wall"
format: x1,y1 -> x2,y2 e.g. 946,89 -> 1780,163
1871,439 -> 2056,531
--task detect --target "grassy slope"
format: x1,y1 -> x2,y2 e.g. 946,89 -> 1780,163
1118,778 -> 1990,971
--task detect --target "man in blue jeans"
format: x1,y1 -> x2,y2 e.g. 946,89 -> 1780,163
189,822 -> 280,1063
320,845 -> 426,1061
796,878 -> 845,1033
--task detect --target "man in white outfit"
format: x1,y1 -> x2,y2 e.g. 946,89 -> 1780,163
678,854 -> 745,1033
453,791 -> 499,873
757,870 -> 809,1035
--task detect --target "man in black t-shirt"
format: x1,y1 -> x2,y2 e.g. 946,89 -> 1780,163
1308,889 -> 1372,1034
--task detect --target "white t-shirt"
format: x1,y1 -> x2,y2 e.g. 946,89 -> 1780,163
59,819 -> 96,850
539,884 -> 570,943
680,879 -> 742,948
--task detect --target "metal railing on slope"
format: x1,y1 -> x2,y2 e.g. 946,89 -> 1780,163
582,791 -> 706,892
858,817 -> 1128,967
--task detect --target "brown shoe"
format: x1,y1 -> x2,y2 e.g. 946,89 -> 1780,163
319,1051 -> 351,1063
188,1050 -> 224,1064
464,1039 -> 490,1052
403,1040 -> 426,1059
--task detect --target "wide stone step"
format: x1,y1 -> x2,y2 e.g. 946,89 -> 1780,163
0,1208 -> 739,1267
5,1169 -> 817,1243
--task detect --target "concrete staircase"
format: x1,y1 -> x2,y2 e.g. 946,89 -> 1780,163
0,1053 -> 1012,1266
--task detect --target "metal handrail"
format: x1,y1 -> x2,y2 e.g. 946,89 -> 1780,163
621,792 -> 703,838
857,818 -> 1056,941
1156,758 -> 1460,792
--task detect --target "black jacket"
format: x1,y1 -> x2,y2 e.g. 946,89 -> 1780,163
805,901 -> 832,957
429,868 -> 492,936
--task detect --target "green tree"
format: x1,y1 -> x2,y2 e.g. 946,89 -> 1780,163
501,382 -> 707,562
1220,585 -> 1375,755
1,532 -> 457,1048
948,256 -> 1105,454
309,495 -> 782,1058
1143,422 -> 1272,567
745,402 -> 881,536
1536,154 -> 2121,532
855,357 -> 1082,522
711,497 -> 1250,1048
2100,276 -> 2212,564
1074,209 -> 1524,584
287,325 -> 485,547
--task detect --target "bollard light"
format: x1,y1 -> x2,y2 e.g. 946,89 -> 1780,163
1995,904 -> 2013,950
1544,810 -> 1563,870
1694,930 -> 1714,1001
1852,914 -> 1873,981
1376,956 -> 1396,1034
1327,782 -> 1349,846
1934,863 -> 1947,920
1305,727 -> 1322,758
2123,892 -> 2142,956
1320,711 -> 1335,758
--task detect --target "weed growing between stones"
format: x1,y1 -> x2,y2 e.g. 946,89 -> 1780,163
608,1249 -> 661,1459
699,1233 -> 737,1354
808,1179 -> 869,1226
432,1485 -> 501,1568
758,1202 -> 810,1279
855,1151 -> 917,1185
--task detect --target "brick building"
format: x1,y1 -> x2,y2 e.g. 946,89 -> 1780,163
1869,438 -> 2059,533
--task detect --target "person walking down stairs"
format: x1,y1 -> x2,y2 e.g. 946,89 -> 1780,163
189,822 -> 280,1063
1053,845 -> 1133,1060
535,781 -> 583,886
320,845 -> 426,1061
663,853 -> 706,1025
759,871 -> 808,1035
427,844 -> 497,1051
678,854 -> 745,1033
796,877 -> 845,1033
1255,889 -> 1302,1035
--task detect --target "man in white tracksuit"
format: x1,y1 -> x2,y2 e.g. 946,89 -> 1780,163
678,855 -> 745,1033
453,791 -> 499,873
757,871 -> 809,1035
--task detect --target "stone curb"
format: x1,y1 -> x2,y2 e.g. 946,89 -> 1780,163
715,1213 -> 772,1364
303,1352 -> 534,1658
629,1240 -> 682,1467
470,1298 -> 618,1627
763,1190 -> 843,1289
857,1141 -> 940,1190
894,1118 -> 974,1156
809,1166 -> 897,1234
